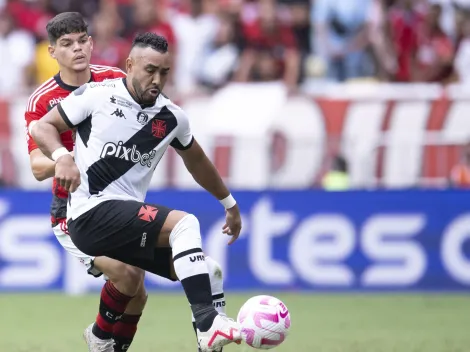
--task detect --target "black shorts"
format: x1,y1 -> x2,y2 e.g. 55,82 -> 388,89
68,199 -> 176,279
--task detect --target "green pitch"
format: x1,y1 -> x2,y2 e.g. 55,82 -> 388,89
1,293 -> 469,352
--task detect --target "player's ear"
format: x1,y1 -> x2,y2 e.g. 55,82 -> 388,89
48,45 -> 56,59
88,36 -> 93,52
125,57 -> 132,73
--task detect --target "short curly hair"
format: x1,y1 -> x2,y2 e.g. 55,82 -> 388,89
46,12 -> 88,44
132,32 -> 169,53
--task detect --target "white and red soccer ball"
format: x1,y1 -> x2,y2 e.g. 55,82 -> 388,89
237,295 -> 291,349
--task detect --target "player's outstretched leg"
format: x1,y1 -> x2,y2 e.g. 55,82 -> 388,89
191,256 -> 227,352
165,212 -> 241,352
83,259 -> 145,352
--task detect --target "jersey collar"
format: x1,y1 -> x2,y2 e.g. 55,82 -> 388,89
122,78 -> 157,110
54,70 -> 94,92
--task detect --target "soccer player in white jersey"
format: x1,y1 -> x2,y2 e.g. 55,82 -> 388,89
31,32 -> 242,352
26,13 -> 228,352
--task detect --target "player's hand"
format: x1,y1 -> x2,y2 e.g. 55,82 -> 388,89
222,204 -> 242,245
55,154 -> 81,193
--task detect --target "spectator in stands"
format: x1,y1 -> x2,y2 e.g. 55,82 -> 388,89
454,7 -> 470,82
386,0 -> 426,82
34,19 -> 60,84
132,0 -> 176,48
91,10 -> 130,70
199,13 -> 240,89
368,0 -> 398,80
449,142 -> 470,188
322,155 -> 350,191
5,0 -> 53,39
0,10 -> 36,96
234,0 -> 300,90
414,3 -> 454,82
286,0 -> 311,81
428,0 -> 470,40
312,0 -> 373,82
172,0 -> 219,95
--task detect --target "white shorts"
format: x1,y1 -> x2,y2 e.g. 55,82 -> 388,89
52,221 -> 103,277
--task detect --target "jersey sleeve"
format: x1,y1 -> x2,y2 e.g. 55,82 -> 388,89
24,103 -> 47,154
58,84 -> 95,128
170,107 -> 194,150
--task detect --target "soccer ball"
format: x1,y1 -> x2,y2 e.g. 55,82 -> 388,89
237,295 -> 291,349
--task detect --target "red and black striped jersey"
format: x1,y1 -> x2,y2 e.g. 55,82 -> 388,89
24,64 -> 126,225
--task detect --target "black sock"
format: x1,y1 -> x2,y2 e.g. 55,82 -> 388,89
191,304 -> 219,332
173,248 -> 217,332
113,313 -> 141,351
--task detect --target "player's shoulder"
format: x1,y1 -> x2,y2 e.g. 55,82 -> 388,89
26,77 -> 62,113
162,96 -> 189,124
81,77 -> 122,94
90,64 -> 126,80
67,79 -> 122,110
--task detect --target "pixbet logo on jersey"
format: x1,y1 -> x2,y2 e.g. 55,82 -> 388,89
100,142 -> 156,167
48,97 -> 64,108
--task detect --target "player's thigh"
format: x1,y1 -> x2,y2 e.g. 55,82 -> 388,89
93,256 -> 145,284
52,222 -> 102,277
68,200 -> 172,268
114,247 -> 178,281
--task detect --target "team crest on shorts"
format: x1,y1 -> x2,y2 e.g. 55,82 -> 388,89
138,205 -> 158,222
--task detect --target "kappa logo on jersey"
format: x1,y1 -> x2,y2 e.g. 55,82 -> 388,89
111,108 -> 125,118
138,205 -> 158,222
152,119 -> 167,138
100,141 -> 156,167
137,112 -> 148,125
110,96 -> 133,108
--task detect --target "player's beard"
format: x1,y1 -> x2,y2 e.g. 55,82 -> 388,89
132,77 -> 158,105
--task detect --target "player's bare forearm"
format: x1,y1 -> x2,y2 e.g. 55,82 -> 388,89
29,149 -> 56,181
32,121 -> 66,160
31,106 -> 71,160
176,139 -> 230,200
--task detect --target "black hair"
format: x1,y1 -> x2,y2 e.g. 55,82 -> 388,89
332,155 -> 348,173
132,32 -> 169,53
46,12 -> 88,44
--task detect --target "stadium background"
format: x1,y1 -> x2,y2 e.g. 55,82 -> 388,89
1,0 -> 470,351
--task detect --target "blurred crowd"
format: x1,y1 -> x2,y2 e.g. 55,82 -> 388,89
1,0 -> 470,98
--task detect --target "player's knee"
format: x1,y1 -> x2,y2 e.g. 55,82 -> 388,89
205,256 -> 224,294
110,263 -> 144,291
169,213 -> 201,248
122,265 -> 145,285
134,284 -> 148,308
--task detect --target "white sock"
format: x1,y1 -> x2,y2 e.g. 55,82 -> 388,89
206,256 -> 226,315
170,214 -> 212,307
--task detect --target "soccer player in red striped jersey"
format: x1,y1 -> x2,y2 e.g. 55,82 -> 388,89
24,12 -> 227,352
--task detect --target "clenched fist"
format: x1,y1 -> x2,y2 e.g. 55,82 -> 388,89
55,154 -> 80,192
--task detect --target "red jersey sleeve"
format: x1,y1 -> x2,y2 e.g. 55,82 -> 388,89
91,65 -> 126,81
24,102 -> 47,154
